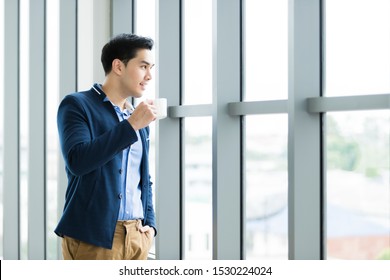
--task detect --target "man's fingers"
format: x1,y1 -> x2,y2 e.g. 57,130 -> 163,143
139,225 -> 151,233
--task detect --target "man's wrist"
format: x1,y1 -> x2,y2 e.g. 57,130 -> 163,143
128,118 -> 139,131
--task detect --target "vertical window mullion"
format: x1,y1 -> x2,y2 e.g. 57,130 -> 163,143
28,0 -> 46,260
112,0 -> 135,36
288,0 -> 322,259
212,0 -> 242,259
58,0 -> 77,260
155,0 -> 182,260
3,0 -> 20,260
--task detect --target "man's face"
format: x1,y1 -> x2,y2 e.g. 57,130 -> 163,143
120,49 -> 155,98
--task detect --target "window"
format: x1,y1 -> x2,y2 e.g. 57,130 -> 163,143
182,0 -> 213,260
244,0 -> 288,101
183,0 -> 212,105
244,0 -> 288,259
245,115 -> 288,259
46,0 -> 60,259
325,0 -> 390,259
184,117 -> 212,259
1,0 -> 388,261
326,111 -> 390,259
325,0 -> 390,97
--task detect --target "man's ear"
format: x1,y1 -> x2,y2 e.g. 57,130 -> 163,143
111,59 -> 123,75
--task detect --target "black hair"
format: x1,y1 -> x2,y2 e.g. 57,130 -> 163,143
101,33 -> 154,75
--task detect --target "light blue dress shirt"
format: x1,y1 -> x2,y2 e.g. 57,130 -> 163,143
103,96 -> 144,221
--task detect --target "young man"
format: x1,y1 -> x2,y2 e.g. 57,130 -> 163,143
55,33 -> 157,260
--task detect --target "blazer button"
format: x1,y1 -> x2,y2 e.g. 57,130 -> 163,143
118,194 -> 122,199
119,169 -> 123,174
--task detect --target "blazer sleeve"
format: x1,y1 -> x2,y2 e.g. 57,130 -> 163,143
57,94 -> 138,176
141,126 -> 157,234
146,174 -> 157,235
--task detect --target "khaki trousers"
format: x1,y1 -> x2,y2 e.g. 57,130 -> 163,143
62,220 -> 153,260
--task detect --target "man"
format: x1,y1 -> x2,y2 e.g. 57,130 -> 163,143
55,33 -> 157,260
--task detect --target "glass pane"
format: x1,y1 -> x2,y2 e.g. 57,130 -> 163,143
184,117 -> 212,259
0,0 -> 4,260
135,0 -> 157,258
244,0 -> 288,101
245,115 -> 288,259
135,0 -> 155,40
183,0 -> 212,105
326,111 -> 390,259
77,0 -> 94,91
325,0 -> 390,96
46,0 -> 59,259
19,0 -> 29,260
135,0 -> 156,103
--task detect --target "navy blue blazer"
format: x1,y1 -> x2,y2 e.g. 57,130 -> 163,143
55,84 -> 156,249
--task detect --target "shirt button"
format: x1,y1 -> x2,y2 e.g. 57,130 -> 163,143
118,194 -> 122,199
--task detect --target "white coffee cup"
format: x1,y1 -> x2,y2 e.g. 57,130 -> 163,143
154,98 -> 167,119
